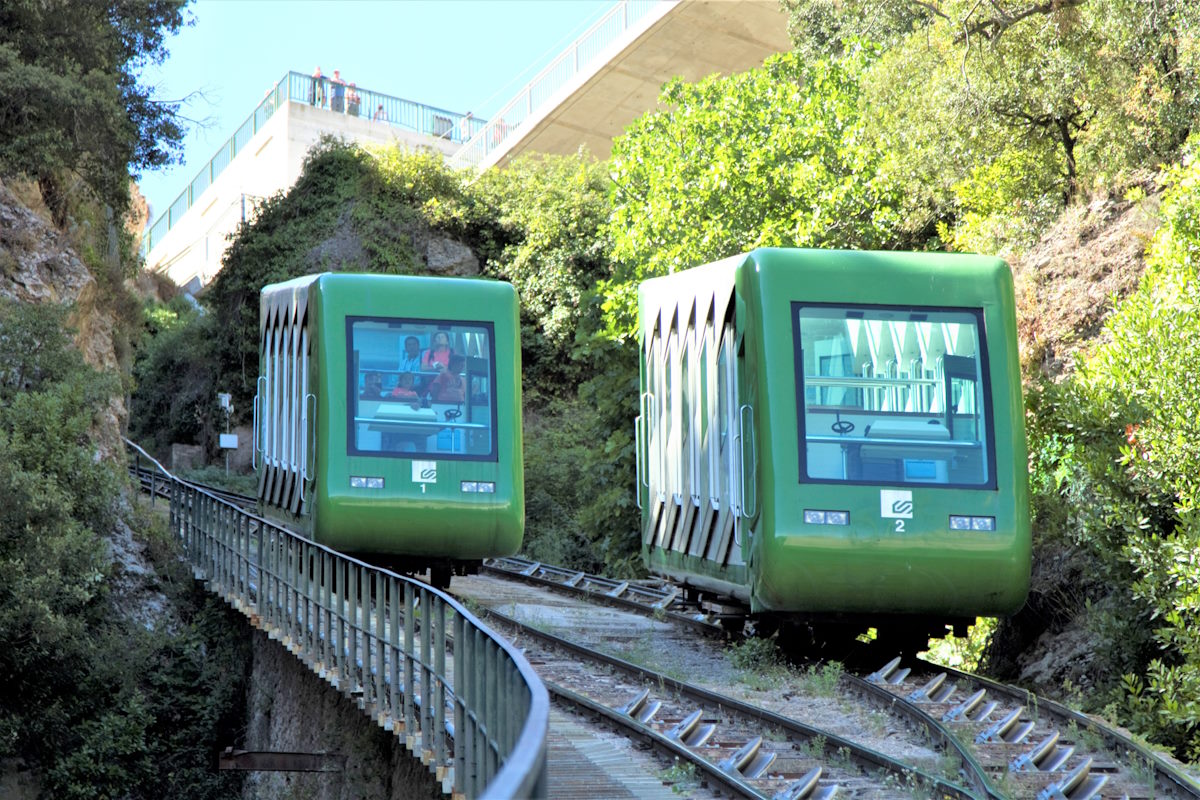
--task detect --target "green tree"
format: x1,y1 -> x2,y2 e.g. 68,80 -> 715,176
0,0 -> 188,225
472,151 -> 614,391
787,0 -> 1200,205
604,50 -> 903,336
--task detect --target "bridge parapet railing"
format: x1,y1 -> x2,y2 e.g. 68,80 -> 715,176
451,0 -> 672,168
125,439 -> 547,799
142,70 -> 480,258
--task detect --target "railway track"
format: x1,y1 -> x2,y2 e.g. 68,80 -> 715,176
129,463 -> 257,509
143,476 -> 1200,799
471,559 -> 1200,800
473,600 -> 980,799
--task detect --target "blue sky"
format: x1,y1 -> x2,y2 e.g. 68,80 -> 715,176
138,0 -> 614,224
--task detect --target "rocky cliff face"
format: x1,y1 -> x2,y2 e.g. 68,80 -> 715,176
0,179 -> 125,459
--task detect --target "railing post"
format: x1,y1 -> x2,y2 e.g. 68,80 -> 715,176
472,628 -> 485,795
434,600 -> 447,776
404,581 -> 416,749
454,610 -> 467,797
420,585 -> 433,765
348,564 -> 359,692
390,575 -> 401,723
374,570 -> 385,712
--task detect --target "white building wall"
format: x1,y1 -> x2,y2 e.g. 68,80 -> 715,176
147,101 -> 460,291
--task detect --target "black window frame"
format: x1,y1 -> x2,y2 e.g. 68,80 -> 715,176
345,315 -> 500,462
791,301 -> 999,490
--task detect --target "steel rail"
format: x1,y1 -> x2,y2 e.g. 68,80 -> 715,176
482,556 -> 728,636
129,463 -> 257,509
480,607 -> 983,800
922,658 -> 1200,798
547,682 -> 767,800
839,672 -> 1003,800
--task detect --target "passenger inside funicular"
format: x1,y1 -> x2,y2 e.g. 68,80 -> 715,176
360,371 -> 385,400
348,317 -> 496,458
794,304 -> 994,487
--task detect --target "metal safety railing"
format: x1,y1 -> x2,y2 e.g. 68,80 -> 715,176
450,0 -> 674,167
141,70 -> 480,258
125,439 -> 547,799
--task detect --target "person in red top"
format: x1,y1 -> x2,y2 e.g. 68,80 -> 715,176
429,355 -> 466,403
421,331 -> 453,372
389,372 -> 419,402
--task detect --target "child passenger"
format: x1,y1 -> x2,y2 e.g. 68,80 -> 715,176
390,372 -> 420,402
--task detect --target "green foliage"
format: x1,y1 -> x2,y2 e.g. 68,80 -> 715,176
943,148 -> 1065,255
604,49 -> 903,338
924,617 -> 996,670
1017,151 -> 1200,760
0,0 -> 188,224
1072,154 -> 1200,759
473,152 -> 613,391
727,634 -> 785,672
787,0 -> 1200,253
0,299 -> 248,796
129,297 -> 218,457
205,139 -> 390,417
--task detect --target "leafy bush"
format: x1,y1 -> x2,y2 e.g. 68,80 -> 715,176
1016,151 -> 1200,759
0,299 -> 249,796
604,48 -> 904,337
128,297 -> 218,458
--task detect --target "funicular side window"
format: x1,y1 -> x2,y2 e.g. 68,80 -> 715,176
793,303 -> 995,488
347,317 -> 498,461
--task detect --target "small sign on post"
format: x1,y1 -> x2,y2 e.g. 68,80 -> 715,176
218,392 -> 236,475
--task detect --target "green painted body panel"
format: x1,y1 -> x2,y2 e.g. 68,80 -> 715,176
639,248 -> 1031,617
267,273 -> 523,560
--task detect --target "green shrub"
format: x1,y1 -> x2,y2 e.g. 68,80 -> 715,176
1020,150 -> 1200,760
0,299 -> 250,796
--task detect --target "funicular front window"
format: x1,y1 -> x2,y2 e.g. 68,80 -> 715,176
794,304 -> 994,487
348,317 -> 497,460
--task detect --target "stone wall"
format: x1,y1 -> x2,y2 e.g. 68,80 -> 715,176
241,627 -> 441,800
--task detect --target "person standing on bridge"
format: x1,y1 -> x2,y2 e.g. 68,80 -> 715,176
330,69 -> 346,112
310,66 -> 325,107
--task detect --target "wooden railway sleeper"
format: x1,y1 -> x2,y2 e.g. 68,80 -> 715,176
718,736 -> 776,779
866,656 -> 911,685
1010,731 -> 1075,773
1035,757 -> 1109,800
771,767 -> 839,800
976,706 -> 1035,744
665,709 -> 716,748
907,672 -> 956,703
943,688 -> 999,723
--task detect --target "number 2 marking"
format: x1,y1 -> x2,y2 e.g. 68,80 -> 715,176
894,519 -> 906,533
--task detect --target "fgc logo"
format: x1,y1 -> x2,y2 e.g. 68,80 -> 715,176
412,461 -> 438,484
880,490 -> 913,519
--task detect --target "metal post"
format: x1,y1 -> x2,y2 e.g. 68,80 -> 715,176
348,564 -> 359,693
390,576 -> 401,724
453,610 -> 466,796
420,586 -> 433,765
434,600 -> 446,774
374,570 -> 385,711
404,582 -> 416,748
